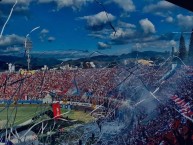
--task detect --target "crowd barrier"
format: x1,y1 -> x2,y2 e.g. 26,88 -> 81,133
0,100 -> 43,104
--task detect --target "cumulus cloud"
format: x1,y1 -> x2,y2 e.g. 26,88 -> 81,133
57,0 -> 87,10
0,0 -> 32,17
88,21 -> 136,40
117,21 -> 136,29
132,38 -> 177,51
40,29 -> 49,34
0,0 -> 31,4
165,16 -> 174,23
105,19 -> 167,46
177,14 -> 193,30
143,1 -> 175,13
135,40 -> 177,51
48,36 -> 55,42
170,40 -> 176,46
38,0 -> 90,10
40,29 -> 49,42
14,6 -> 29,13
79,11 -> 115,31
113,0 -> 135,12
139,18 -> 156,34
88,29 -> 112,39
110,30 -> 175,49
97,42 -> 111,50
0,34 -> 25,49
89,18 -> 174,49
5,46 -> 22,53
37,0 -> 53,3
110,28 -> 136,45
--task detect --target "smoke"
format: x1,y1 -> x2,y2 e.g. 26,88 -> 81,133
0,0 -> 18,39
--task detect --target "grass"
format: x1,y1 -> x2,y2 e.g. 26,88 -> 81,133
0,104 -> 50,127
0,104 -> 94,128
61,109 -> 94,123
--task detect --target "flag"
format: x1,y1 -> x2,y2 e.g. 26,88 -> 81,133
52,102 -> 61,119
66,87 -> 79,96
68,78 -> 79,95
171,95 -> 193,116
171,95 -> 178,100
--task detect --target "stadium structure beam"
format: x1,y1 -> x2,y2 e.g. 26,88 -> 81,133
165,0 -> 193,12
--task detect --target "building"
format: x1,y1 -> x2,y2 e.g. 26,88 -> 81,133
137,59 -> 154,66
42,65 -> 48,71
82,62 -> 96,69
8,63 -> 15,73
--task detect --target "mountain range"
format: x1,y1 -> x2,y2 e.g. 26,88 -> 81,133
0,51 -> 170,71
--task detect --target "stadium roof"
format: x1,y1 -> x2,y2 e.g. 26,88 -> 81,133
166,0 -> 193,12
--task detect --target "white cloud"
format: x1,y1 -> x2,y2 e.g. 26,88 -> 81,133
40,29 -> 49,34
80,11 -> 115,26
165,16 -> 174,23
98,42 -> 111,49
111,28 -> 135,39
88,29 -> 112,39
88,33 -> 105,39
110,28 -> 136,44
57,0 -> 86,10
0,0 -> 32,9
117,21 -> 136,29
88,20 -> 137,44
48,36 -> 55,42
5,46 -> 21,52
132,40 -> 177,51
40,29 -> 49,42
14,6 -> 29,12
0,0 -> 32,15
143,1 -> 175,13
38,0 -> 91,10
139,18 -> 156,34
177,14 -> 193,29
0,0 -> 31,4
79,11 -> 115,30
37,0 -> 53,3
170,40 -> 176,46
113,0 -> 135,12
0,34 -> 25,48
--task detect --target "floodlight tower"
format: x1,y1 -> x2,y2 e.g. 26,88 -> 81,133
23,26 -> 40,71
25,38 -> 32,70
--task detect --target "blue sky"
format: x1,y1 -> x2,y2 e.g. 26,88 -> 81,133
0,0 -> 192,59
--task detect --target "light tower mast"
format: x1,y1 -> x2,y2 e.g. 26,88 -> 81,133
25,38 -> 32,70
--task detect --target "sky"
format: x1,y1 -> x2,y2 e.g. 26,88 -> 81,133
0,0 -> 192,59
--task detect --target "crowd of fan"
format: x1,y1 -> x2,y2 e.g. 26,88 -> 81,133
0,68 -> 118,105
122,66 -> 193,145
0,64 -> 193,144
138,64 -> 171,89
123,104 -> 193,145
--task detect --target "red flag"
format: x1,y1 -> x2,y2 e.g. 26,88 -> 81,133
171,95 -> 193,117
171,95 -> 178,100
52,102 -> 61,119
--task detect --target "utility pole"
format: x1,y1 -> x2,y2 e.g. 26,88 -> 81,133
25,38 -> 32,70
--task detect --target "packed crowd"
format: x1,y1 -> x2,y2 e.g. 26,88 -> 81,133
0,64 -> 193,145
122,65 -> 193,145
125,104 -> 193,145
0,68 -> 118,105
